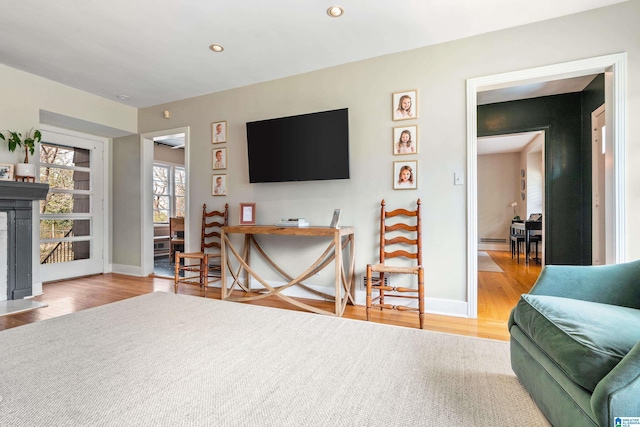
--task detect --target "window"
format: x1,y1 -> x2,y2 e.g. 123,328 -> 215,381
153,163 -> 185,223
175,167 -> 185,217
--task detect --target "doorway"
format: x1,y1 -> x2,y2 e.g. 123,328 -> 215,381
39,126 -> 107,282
140,126 -> 190,277
466,53 -> 627,318
152,134 -> 186,277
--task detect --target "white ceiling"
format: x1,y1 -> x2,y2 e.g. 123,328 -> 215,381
0,0 -> 626,108
477,75 -> 597,105
478,131 -> 543,156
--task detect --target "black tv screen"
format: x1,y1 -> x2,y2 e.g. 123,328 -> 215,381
246,108 -> 350,183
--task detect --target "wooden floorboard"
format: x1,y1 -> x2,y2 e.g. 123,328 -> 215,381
0,250 -> 541,341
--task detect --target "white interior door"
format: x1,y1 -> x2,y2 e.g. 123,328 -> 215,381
592,105 -> 606,265
39,129 -> 105,281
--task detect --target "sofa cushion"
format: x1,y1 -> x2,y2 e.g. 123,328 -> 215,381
512,294 -> 640,392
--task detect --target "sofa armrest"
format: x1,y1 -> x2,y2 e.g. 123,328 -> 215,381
592,340 -> 640,427
528,260 -> 640,309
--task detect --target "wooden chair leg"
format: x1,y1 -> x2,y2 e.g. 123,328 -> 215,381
379,272 -> 385,309
174,252 -> 180,293
418,268 -> 425,329
365,264 -> 372,321
203,255 -> 209,298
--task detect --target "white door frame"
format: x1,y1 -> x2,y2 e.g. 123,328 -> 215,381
38,125 -> 109,283
140,127 -> 190,277
592,104 -> 607,265
466,53 -> 627,318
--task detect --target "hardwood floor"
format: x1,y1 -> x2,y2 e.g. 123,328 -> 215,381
0,250 -> 541,341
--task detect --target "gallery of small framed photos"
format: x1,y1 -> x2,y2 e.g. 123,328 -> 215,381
392,89 -> 419,190
212,120 -> 228,196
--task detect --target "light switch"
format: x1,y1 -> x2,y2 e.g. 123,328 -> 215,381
454,172 -> 464,186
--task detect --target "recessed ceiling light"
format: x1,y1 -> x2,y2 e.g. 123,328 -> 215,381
117,95 -> 130,100
209,44 -> 224,52
327,6 -> 344,17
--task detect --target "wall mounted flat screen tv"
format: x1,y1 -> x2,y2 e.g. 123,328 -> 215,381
246,108 -> 349,183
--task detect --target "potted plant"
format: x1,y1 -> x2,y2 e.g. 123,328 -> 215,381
0,128 -> 41,177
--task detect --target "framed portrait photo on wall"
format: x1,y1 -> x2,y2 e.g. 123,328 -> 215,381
393,125 -> 418,155
212,174 -> 227,196
212,120 -> 227,144
393,160 -> 418,190
213,147 -> 227,170
239,203 -> 256,225
392,90 -> 418,121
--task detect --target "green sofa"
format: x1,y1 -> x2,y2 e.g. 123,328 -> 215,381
508,260 -> 640,427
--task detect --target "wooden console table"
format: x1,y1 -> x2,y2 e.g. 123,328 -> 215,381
221,225 -> 355,316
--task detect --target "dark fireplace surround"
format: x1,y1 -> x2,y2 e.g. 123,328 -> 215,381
0,180 -> 49,300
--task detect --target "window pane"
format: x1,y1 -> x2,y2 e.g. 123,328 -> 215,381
40,144 -> 91,167
40,240 -> 91,264
40,167 -> 91,191
175,196 -> 185,217
154,210 -> 169,223
153,166 -> 169,196
40,193 -> 91,214
39,219 -> 91,239
175,168 -> 186,197
154,195 -> 169,211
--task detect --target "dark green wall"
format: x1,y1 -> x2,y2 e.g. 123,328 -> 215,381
478,77 -> 604,265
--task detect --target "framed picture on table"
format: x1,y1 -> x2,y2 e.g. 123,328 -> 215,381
0,164 -> 14,181
329,209 -> 341,228
239,203 -> 256,225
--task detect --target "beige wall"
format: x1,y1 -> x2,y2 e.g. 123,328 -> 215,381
478,153 -> 520,246
121,1 -> 640,315
113,134 -> 142,267
154,145 -> 185,165
0,64 -> 137,165
525,151 -> 544,217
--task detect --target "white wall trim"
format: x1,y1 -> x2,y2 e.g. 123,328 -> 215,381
466,53 -> 627,318
140,127 -> 190,277
207,279 -> 469,318
111,263 -> 145,277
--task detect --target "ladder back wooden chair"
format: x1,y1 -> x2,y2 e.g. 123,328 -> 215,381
366,199 -> 424,329
174,203 -> 229,297
169,217 -> 184,261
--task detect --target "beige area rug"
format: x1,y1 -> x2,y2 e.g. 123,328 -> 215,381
478,251 -> 504,272
0,292 -> 549,426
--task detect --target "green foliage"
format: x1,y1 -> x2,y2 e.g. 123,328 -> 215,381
0,128 -> 42,162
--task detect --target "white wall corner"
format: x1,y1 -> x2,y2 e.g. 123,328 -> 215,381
111,264 -> 145,277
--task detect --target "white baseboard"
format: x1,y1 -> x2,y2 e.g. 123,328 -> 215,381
478,243 -> 510,251
29,282 -> 43,297
111,264 -> 144,277
215,278 -> 469,318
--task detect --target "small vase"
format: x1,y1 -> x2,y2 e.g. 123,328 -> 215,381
15,163 -> 35,178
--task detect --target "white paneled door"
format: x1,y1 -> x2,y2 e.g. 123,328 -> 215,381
39,129 -> 105,282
